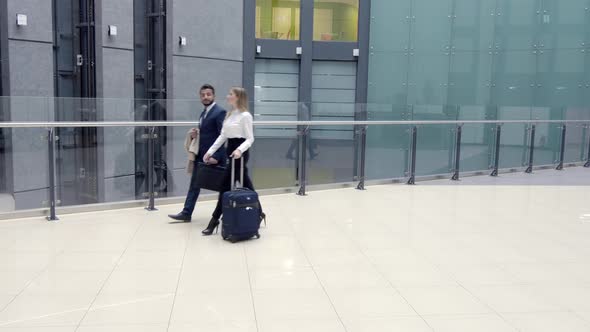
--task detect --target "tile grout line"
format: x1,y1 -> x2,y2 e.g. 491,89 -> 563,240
287,217 -> 350,332
0,248 -> 65,315
73,219 -> 146,332
166,226 -> 193,332
243,244 -> 260,332
338,217 -> 436,331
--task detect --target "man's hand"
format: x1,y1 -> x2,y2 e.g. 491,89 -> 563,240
207,157 -> 218,165
190,128 -> 199,139
203,153 -> 212,163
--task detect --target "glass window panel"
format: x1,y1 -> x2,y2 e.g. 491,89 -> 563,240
410,0 -> 453,52
369,0 -> 411,52
407,53 -> 450,107
310,61 -> 357,184
313,0 -> 359,42
452,0 -> 497,51
256,0 -> 300,40
495,0 -> 539,50
492,51 -> 536,108
538,0 -> 589,50
367,52 -> 409,106
448,51 -> 493,106
252,59 -> 300,188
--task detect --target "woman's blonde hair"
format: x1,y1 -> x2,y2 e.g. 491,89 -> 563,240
227,87 -> 249,118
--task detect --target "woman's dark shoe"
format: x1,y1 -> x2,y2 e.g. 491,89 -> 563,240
202,218 -> 220,236
260,212 -> 267,227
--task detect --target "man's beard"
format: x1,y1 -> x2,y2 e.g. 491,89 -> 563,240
202,100 -> 213,106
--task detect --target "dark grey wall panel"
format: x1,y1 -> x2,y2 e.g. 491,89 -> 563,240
172,0 -> 243,61
101,0 -> 134,50
102,48 -> 134,100
7,0 -> 53,42
98,0 -> 135,202
8,41 -> 53,97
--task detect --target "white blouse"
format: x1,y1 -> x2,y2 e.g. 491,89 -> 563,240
206,110 -> 255,156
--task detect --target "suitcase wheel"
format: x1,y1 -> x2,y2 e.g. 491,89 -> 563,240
229,236 -> 238,243
255,233 -> 261,239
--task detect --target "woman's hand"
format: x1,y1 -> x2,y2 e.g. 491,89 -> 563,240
190,128 -> 199,139
230,149 -> 242,159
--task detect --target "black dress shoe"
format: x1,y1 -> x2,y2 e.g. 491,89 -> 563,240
168,213 -> 191,222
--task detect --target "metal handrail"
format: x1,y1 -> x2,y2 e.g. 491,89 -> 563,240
0,119 -> 589,128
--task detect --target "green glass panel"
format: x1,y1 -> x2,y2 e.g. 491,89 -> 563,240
407,53 -> 450,106
367,52 -> 409,105
538,0 -> 589,50
370,0 -> 411,52
492,51 -> 536,108
410,0 -> 453,52
453,0 -> 497,51
495,0 -> 539,51
449,51 -> 493,106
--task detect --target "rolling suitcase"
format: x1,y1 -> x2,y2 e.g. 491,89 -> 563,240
221,157 -> 262,243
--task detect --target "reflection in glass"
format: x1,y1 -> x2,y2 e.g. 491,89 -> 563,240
313,0 -> 359,42
256,0 -> 300,40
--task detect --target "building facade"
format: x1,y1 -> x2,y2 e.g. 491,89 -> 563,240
1,0 -> 589,211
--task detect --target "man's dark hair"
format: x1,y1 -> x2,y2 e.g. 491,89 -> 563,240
200,84 -> 215,95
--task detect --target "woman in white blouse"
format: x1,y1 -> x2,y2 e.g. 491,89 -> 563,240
202,87 -> 263,235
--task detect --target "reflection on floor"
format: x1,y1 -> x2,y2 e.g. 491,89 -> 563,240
0,169 -> 589,331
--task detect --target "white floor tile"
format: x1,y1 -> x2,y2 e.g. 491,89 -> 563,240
258,318 -> 345,332
424,314 -> 517,332
398,286 -> 492,315
502,312 -> 590,332
23,269 -> 112,295
342,316 -> 433,332
313,264 -> 390,290
249,267 -> 323,290
169,320 -> 257,332
176,265 -> 250,294
81,293 -> 174,325
170,290 -> 255,325
0,294 -> 93,328
253,289 -> 338,321
327,287 -> 416,319
77,324 -> 168,332
467,285 -> 566,313
98,269 -> 180,295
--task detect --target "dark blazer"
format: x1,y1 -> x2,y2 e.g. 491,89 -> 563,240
198,103 -> 226,164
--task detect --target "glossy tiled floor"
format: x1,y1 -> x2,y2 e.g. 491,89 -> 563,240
1,169 -> 590,331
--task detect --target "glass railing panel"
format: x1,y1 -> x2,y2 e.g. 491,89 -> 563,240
366,103 -> 409,180
411,104 -> 457,177
307,102 -> 357,185
457,105 -> 495,172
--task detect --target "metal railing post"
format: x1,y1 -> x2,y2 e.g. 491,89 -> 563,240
490,124 -> 502,177
145,126 -> 157,211
356,124 -> 367,190
585,124 -> 590,168
451,124 -> 463,181
297,125 -> 308,196
525,124 -> 536,174
407,126 -> 417,185
46,127 -> 59,221
556,124 -> 566,170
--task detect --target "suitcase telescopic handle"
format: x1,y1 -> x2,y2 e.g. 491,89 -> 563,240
230,156 -> 244,191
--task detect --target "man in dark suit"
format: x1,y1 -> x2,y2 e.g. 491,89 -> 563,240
168,84 -> 226,222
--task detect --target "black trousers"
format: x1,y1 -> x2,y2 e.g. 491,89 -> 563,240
212,138 -> 259,219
